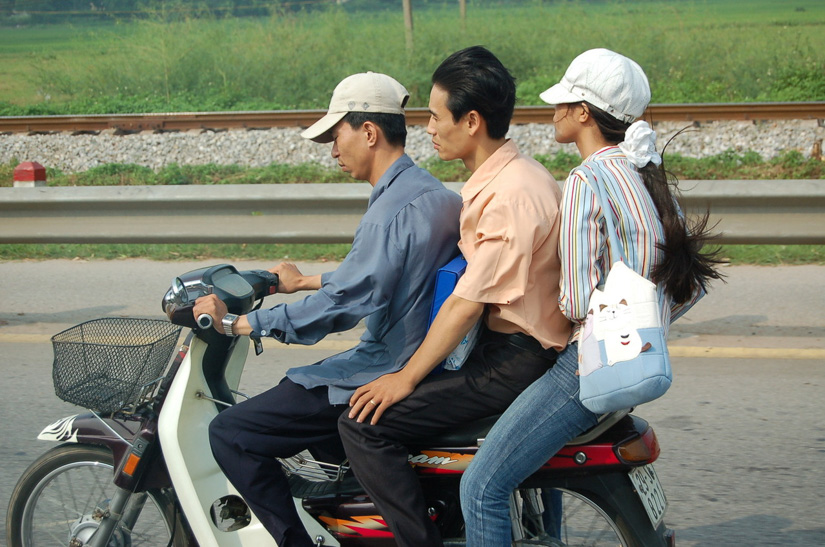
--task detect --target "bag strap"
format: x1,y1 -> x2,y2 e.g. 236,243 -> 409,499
575,163 -> 627,264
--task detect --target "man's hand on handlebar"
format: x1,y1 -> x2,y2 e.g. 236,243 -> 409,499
270,262 -> 322,294
192,294 -> 230,334
192,294 -> 255,337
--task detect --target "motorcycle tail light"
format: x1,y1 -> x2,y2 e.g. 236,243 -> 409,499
615,426 -> 660,465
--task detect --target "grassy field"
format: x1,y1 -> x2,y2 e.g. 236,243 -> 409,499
1,0 -> 824,114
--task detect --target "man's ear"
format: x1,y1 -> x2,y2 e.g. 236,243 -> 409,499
362,121 -> 379,147
466,110 -> 483,137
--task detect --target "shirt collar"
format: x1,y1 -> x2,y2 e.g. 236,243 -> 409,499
460,140 -> 519,202
368,154 -> 414,207
583,145 -> 622,163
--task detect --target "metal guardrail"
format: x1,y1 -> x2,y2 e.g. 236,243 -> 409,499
1,181 -> 824,245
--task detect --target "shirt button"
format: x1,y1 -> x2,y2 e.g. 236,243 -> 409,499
261,330 -> 267,336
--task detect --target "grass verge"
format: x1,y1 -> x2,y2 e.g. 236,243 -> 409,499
0,243 -> 351,262
3,150 -> 824,188
1,244 -> 822,266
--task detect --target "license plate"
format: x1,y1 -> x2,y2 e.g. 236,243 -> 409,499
629,464 -> 668,526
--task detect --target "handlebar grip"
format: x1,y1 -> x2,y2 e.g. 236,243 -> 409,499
197,314 -> 213,329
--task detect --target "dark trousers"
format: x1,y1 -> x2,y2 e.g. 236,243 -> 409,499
209,377 -> 347,547
337,329 -> 557,547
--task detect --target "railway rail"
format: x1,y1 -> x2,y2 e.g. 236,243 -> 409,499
2,102 -> 824,134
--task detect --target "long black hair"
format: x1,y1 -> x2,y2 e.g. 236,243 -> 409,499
587,103 -> 725,304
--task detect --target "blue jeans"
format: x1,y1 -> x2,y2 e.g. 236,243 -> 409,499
460,343 -> 599,546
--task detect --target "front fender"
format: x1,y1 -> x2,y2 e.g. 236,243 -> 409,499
38,415 -> 82,443
37,413 -> 172,491
38,413 -> 137,472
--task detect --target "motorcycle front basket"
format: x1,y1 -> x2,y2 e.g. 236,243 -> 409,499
51,318 -> 182,414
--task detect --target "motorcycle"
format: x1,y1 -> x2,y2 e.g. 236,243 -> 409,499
6,263 -> 675,547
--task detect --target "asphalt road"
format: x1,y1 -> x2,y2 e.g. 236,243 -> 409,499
1,259 -> 823,546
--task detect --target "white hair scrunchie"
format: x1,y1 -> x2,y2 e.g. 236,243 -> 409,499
618,120 -> 662,168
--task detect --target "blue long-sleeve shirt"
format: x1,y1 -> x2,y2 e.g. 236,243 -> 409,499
246,155 -> 462,404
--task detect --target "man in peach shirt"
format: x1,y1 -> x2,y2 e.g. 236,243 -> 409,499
338,46 -> 572,547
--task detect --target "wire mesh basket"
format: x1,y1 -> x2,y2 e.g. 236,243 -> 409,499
51,318 -> 182,414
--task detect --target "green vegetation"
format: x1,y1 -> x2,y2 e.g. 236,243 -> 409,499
1,0 -> 824,114
0,243 -> 352,261
4,149 -> 824,188
719,245 -> 824,266
2,1 -> 823,265
1,243 -> 822,266
0,161 -> 354,187
665,150 -> 825,181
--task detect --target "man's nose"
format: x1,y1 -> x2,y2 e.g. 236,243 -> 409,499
331,142 -> 339,158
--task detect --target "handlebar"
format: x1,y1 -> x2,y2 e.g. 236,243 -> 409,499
197,314 -> 214,329
162,265 -> 279,331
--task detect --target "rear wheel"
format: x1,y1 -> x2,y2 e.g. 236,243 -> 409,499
512,487 -> 634,547
6,444 -> 193,547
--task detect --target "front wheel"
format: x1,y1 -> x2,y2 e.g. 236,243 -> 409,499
6,444 -> 193,547
512,487 -> 635,547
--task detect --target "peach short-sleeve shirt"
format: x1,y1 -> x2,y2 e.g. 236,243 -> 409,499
453,140 -> 572,351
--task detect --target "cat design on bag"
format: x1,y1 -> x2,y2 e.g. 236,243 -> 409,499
597,299 -> 652,365
578,287 -> 655,378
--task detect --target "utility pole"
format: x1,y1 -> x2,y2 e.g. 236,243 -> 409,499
402,0 -> 413,52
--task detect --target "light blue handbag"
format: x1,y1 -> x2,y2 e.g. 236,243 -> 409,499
576,167 -> 672,414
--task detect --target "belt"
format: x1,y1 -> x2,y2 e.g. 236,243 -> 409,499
490,330 -> 559,361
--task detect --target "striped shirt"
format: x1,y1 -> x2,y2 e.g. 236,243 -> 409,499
558,146 -> 702,339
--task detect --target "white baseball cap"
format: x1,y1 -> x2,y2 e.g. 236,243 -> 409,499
301,72 -> 410,143
539,48 -> 650,124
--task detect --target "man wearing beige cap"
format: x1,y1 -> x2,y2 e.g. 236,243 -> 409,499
195,71 -> 461,547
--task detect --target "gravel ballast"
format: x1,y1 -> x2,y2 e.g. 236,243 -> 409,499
1,119 -> 823,174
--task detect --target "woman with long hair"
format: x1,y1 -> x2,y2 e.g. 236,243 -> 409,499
459,48 -> 724,545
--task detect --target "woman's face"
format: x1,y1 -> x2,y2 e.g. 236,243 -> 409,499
552,103 -> 582,144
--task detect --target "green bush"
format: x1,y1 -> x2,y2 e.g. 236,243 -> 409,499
534,152 -> 582,179
9,150 -> 819,189
421,158 -> 471,183
72,163 -> 155,186
665,150 -> 825,181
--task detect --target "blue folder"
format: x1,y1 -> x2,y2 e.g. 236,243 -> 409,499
428,255 -> 467,327
427,255 -> 467,374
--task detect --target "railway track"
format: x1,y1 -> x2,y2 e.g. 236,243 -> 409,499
2,102 -> 824,134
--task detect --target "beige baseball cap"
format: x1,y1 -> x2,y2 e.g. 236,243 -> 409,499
301,72 -> 410,143
539,48 -> 650,124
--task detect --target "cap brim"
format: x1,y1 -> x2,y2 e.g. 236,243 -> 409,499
539,83 -> 580,106
301,111 -> 347,143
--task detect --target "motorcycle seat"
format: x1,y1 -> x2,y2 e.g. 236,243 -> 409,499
415,409 -> 631,449
416,414 -> 501,448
